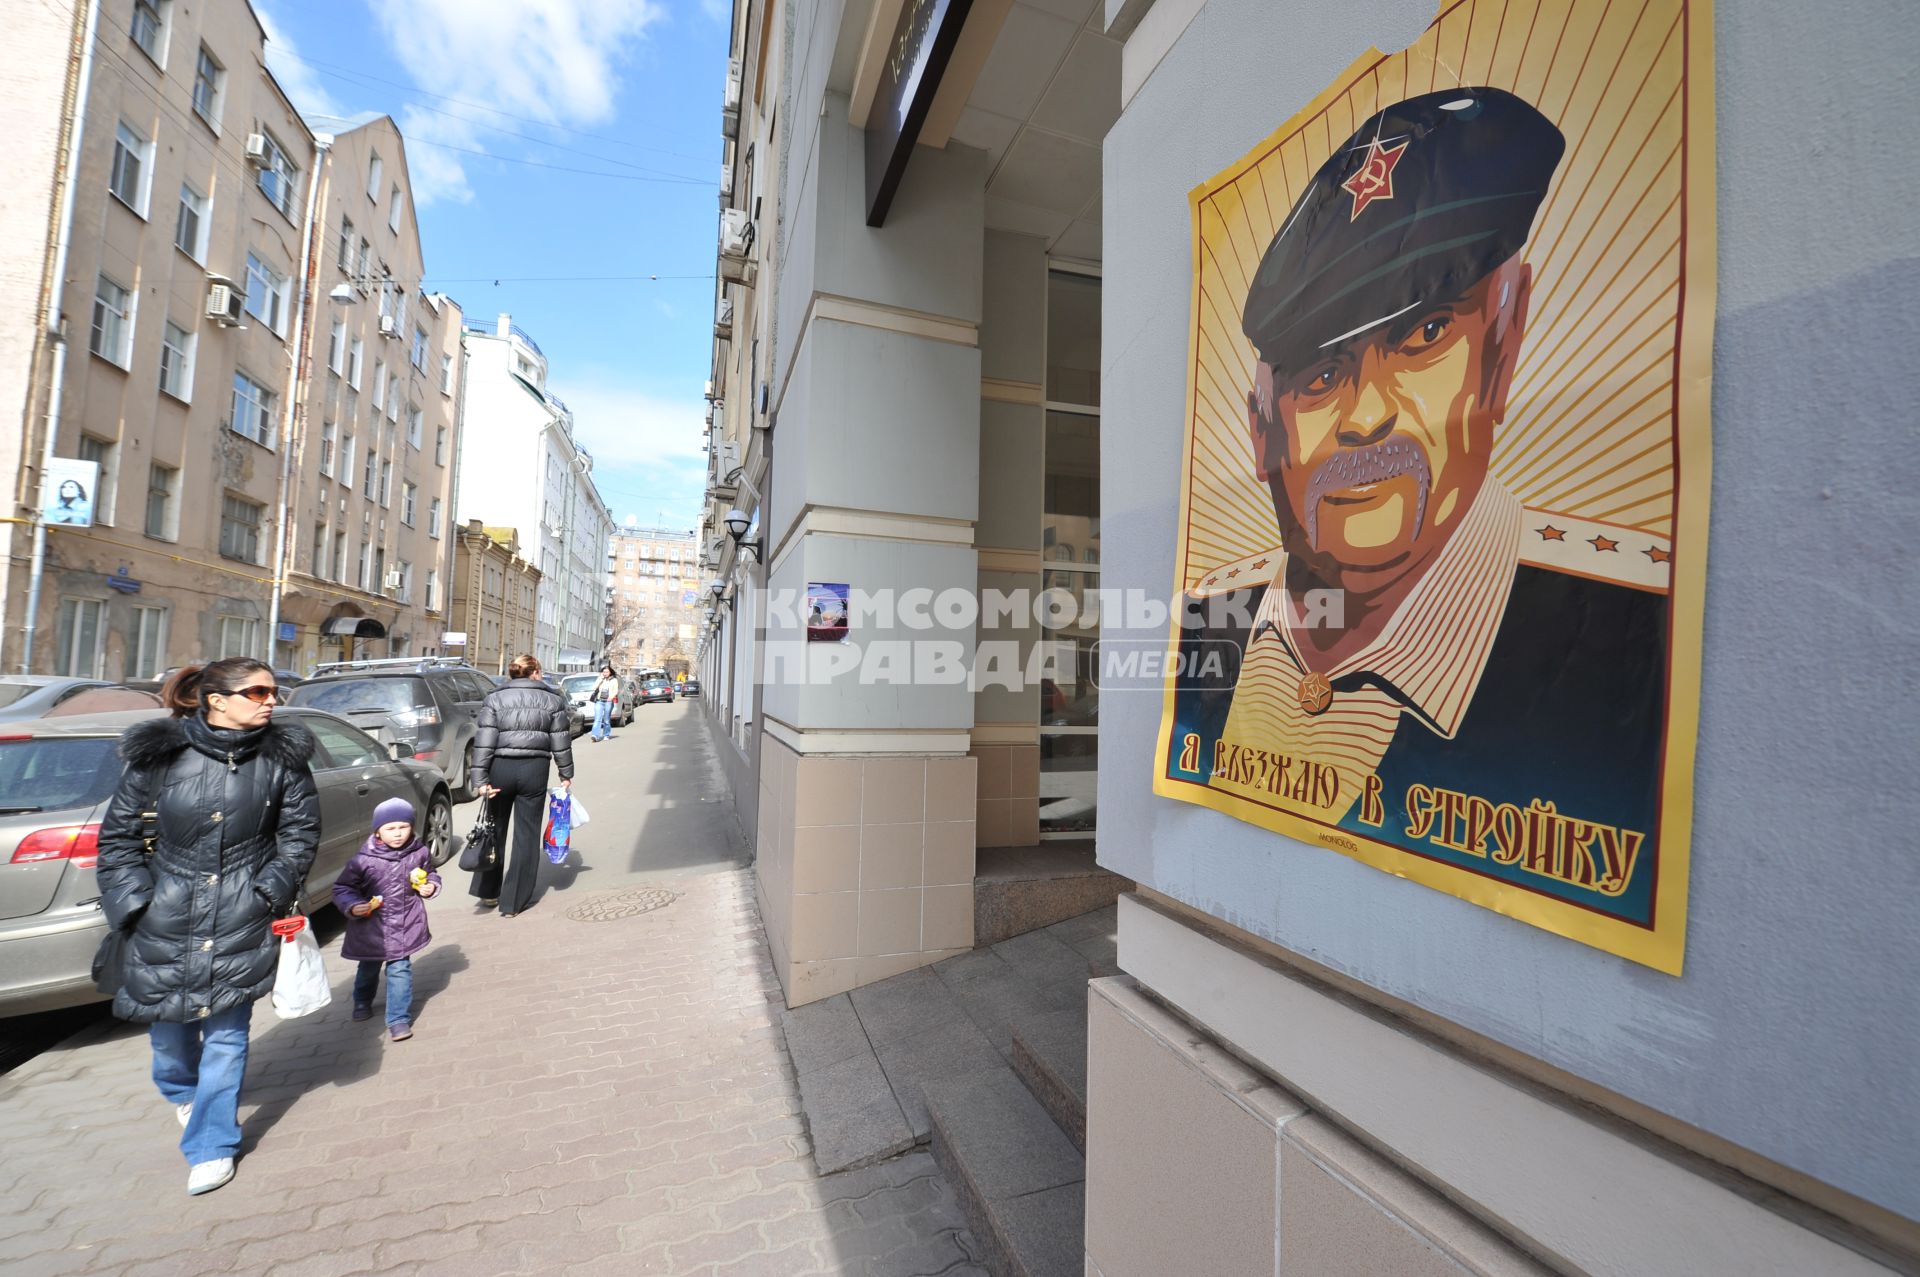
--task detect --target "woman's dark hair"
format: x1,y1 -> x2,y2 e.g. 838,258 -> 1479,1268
159,658 -> 274,717
602,663 -> 617,677
57,479 -> 87,502
508,653 -> 541,680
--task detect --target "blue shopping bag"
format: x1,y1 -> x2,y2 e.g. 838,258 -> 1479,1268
543,789 -> 573,865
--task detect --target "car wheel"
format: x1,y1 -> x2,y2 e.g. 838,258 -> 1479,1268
424,790 -> 455,867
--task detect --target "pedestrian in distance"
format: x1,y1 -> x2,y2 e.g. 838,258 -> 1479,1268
332,798 -> 441,1041
589,662 -> 620,742
93,659 -> 320,1197
468,653 -> 573,918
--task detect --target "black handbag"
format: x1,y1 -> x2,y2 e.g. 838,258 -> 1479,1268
458,803 -> 499,873
91,767 -> 163,996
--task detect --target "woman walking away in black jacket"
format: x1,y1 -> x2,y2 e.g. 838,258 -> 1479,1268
94,659 -> 320,1197
468,653 -> 574,918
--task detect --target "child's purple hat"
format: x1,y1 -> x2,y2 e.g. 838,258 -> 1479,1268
372,798 -> 416,830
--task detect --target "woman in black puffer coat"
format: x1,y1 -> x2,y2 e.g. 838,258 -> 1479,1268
94,658 -> 319,1197
468,652 -> 573,918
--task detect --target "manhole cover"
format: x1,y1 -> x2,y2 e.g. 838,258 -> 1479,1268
566,887 -> 678,922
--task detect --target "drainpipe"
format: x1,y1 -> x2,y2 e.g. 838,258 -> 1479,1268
19,0 -> 101,674
265,136 -> 330,669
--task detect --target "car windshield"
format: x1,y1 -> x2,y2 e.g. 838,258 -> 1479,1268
289,678 -> 427,715
561,675 -> 598,694
0,683 -> 43,708
0,737 -> 123,812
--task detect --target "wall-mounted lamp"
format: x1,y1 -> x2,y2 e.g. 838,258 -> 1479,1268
707,579 -> 727,601
723,507 -> 762,561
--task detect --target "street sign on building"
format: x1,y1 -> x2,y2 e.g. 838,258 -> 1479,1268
443,631 -> 468,647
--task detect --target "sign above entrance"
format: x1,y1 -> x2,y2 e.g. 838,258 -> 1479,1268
443,631 -> 468,647
863,0 -> 975,226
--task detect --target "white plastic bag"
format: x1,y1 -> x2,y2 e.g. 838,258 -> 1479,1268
569,794 -> 590,827
270,916 -> 331,1019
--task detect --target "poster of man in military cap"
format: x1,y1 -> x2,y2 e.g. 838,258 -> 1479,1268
1154,0 -> 1713,973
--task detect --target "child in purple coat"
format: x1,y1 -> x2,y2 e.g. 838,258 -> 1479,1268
332,798 -> 440,1041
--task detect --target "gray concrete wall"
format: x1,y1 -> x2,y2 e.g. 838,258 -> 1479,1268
1097,0 -> 1920,1220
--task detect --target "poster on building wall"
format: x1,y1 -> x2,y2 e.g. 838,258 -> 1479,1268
806,583 -> 850,643
42,457 -> 99,528
1153,0 -> 1714,973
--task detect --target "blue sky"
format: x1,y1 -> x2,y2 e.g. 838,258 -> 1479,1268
256,0 -> 728,536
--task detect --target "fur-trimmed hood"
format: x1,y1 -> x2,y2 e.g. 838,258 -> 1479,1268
119,713 -> 317,772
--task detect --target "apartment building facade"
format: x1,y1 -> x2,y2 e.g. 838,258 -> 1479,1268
606,527 -> 699,675
456,314 -> 613,673
450,520 -> 538,676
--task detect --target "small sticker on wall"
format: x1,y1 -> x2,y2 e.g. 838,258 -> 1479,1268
806,583 -> 849,643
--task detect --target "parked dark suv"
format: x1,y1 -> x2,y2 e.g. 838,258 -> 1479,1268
288,658 -> 498,798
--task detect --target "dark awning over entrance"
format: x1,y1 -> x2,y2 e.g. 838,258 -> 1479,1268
321,616 -> 387,638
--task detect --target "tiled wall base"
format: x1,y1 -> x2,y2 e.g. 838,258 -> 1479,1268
972,741 -> 1038,847
757,734 -> 980,1007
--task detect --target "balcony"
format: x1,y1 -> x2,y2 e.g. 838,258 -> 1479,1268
714,297 -> 733,340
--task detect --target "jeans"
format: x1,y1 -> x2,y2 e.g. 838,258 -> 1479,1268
591,698 -> 613,740
150,1002 -> 253,1164
353,956 -> 413,1027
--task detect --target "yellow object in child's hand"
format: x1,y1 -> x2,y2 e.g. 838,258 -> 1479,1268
409,867 -> 428,893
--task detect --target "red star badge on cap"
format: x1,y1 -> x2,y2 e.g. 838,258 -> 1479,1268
1342,139 -> 1409,221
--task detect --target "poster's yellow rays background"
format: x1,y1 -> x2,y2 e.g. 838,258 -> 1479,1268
1183,0 -> 1691,584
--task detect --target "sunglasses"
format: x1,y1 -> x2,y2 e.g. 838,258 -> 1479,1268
214,684 -> 278,704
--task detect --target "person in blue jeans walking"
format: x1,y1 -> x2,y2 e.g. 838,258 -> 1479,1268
94,659 -> 320,1197
332,798 -> 441,1041
588,664 -> 619,742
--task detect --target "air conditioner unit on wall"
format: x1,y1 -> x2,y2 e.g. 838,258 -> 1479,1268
243,133 -> 269,167
384,569 -> 403,591
205,281 -> 244,326
378,315 -> 398,338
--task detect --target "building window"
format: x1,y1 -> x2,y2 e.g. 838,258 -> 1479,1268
318,421 -> 336,476
90,275 -> 133,367
371,360 -> 386,410
379,459 -> 393,508
191,45 -> 224,126
78,435 -> 116,525
145,463 -> 177,539
311,522 -> 328,576
218,494 -> 265,563
388,185 -> 403,234
256,129 -> 299,219
244,252 -> 289,335
406,404 -> 422,448
158,321 -> 194,400
373,547 -> 386,594
130,1 -> 167,62
333,530 -> 348,584
230,370 -> 276,447
439,353 -> 453,394
428,496 -> 441,538
216,615 -> 258,658
336,215 -> 354,275
434,425 -> 448,466
130,606 -> 168,680
362,447 -> 376,499
357,540 -> 372,591
55,599 -> 105,678
348,337 -> 364,388
366,152 -> 383,201
175,182 -> 208,260
357,237 -> 372,282
386,392 -> 399,424
338,431 -> 354,483
426,568 -> 439,611
401,481 -> 417,526
410,325 -> 428,370
328,319 -> 345,374
397,560 -> 413,603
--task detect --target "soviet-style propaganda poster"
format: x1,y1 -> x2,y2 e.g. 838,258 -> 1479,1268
1154,0 -> 1714,972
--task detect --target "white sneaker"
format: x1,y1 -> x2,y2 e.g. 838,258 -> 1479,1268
187,1157 -> 234,1196
175,1102 -> 192,1127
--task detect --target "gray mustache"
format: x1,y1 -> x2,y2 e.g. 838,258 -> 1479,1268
1302,437 -> 1431,547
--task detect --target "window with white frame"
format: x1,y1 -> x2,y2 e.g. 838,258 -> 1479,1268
90,275 -> 133,366
56,598 -> 105,678
230,370 -> 276,447
339,431 -> 354,482
174,182 -> 208,260
401,480 -> 416,525
130,606 -> 168,680
362,447 -> 376,498
311,522 -> 327,576
440,353 -> 453,394
145,462 -> 177,539
386,391 -> 398,424
244,253 -> 289,334
130,0 -> 166,63
397,560 -> 413,603
328,319 -> 345,374
334,530 -> 348,584
357,237 -> 372,282
256,129 -> 299,218
434,424 -> 447,465
366,152 -> 383,201
388,185 -> 403,233
371,360 -> 386,409
216,615 -> 258,658
426,568 -> 439,611
411,325 -> 428,370
373,547 -> 386,593
379,459 -> 392,507
428,496 -> 441,538
357,539 -> 372,591
406,404 -> 422,448
159,321 -> 194,400
318,421 -> 336,476
77,435 -> 116,525
336,215 -> 354,275
218,494 -> 265,563
348,337 -> 364,388
191,45 -> 223,126
109,121 -> 152,213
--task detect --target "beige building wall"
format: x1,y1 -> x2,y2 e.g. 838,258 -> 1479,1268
451,520 -> 538,676
607,528 -> 699,673
4,0 -> 320,677
278,114 -> 462,671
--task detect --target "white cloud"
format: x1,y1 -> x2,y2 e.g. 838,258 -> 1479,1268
370,0 -> 666,200
699,0 -> 731,22
559,373 -> 710,529
396,106 -> 479,207
256,2 -> 343,117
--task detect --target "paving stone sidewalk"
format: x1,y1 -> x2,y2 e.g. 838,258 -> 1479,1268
0,867 -> 985,1276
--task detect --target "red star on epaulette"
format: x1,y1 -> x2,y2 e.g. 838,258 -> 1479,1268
1341,139 -> 1409,221
1252,558 -> 1270,569
1589,534 -> 1619,553
1226,568 -> 1240,579
1643,545 -> 1671,564
1537,525 -> 1566,541
1205,576 -> 1219,586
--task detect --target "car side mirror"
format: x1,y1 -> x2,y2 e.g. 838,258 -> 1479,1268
388,739 -> 416,761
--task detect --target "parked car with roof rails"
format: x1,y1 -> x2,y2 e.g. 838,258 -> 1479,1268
286,658 -> 496,798
0,678 -> 162,724
0,706 -> 452,1018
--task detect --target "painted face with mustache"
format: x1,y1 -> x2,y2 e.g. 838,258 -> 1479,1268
1246,258 -> 1532,592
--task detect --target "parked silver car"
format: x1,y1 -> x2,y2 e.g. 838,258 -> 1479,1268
0,707 -> 453,1018
0,677 -> 161,723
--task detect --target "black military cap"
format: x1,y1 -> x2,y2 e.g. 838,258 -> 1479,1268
1242,87 -> 1564,373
